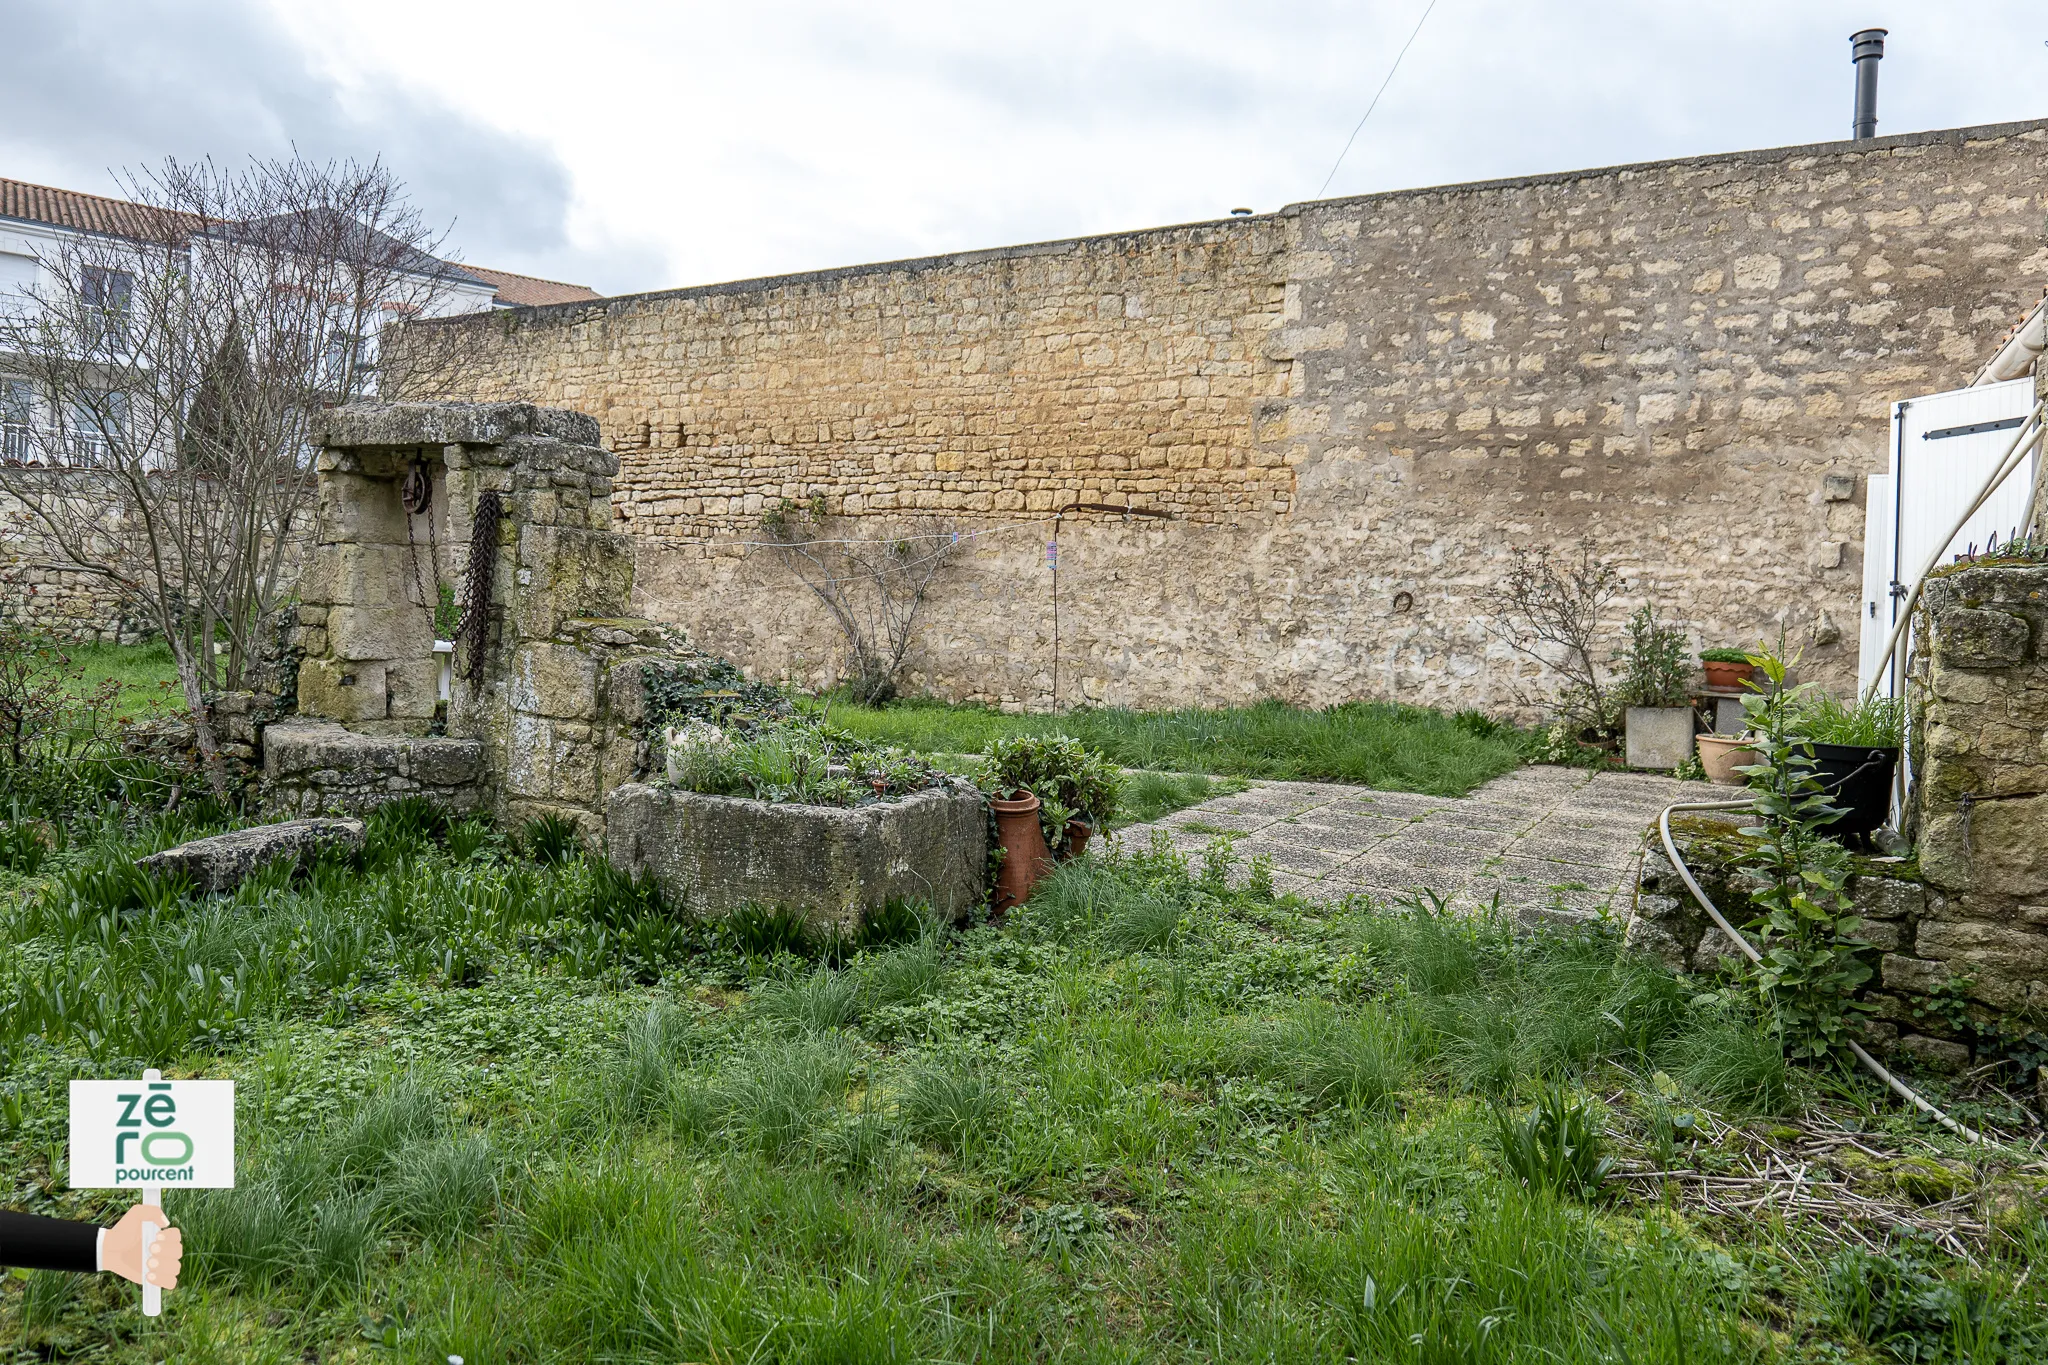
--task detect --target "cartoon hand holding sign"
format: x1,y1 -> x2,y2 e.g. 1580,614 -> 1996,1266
67,1067 -> 233,1315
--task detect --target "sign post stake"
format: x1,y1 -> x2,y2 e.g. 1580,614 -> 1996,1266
69,1066 -> 233,1318
139,1068 -> 162,1317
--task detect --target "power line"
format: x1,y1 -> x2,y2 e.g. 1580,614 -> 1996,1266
1315,0 -> 1440,200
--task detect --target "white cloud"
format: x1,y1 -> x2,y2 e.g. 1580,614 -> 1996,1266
14,1 -> 2047,295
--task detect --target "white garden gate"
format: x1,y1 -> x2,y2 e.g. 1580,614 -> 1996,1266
1857,377 -> 2039,698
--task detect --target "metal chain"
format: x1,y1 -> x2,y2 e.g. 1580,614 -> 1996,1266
457,491 -> 502,684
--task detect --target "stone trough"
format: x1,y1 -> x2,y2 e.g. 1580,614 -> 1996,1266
604,781 -> 986,929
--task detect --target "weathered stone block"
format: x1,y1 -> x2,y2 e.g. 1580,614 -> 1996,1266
1921,796 -> 2048,898
605,781 -> 986,928
313,401 -> 601,451
328,601 -> 430,662
1852,876 -> 1924,921
316,474 -> 411,545
263,719 -> 483,795
1895,1034 -> 1971,1073
1881,953 -> 1953,995
138,818 -> 365,893
1932,607 -> 2031,669
1913,918 -> 2048,1010
511,525 -> 635,640
503,713 -> 599,803
510,643 -> 601,719
297,658 -> 387,724
384,655 -> 442,722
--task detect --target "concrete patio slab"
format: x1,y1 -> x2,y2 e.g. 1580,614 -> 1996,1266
1109,765 -> 1717,926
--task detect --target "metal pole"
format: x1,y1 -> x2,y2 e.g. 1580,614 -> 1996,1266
1850,28 -> 1886,141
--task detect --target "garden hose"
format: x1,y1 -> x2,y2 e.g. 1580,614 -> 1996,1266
1656,799 -> 1986,1146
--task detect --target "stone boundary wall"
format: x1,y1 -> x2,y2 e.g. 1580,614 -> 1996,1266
0,475 -> 154,642
1,470 -> 311,644
1907,561 -> 2048,1025
1631,820 -> 1975,1070
430,119 -> 2048,716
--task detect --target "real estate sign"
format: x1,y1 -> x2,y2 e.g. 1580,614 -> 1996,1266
69,1074 -> 235,1190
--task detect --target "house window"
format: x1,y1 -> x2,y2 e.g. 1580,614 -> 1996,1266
81,265 -> 134,347
1,378 -> 33,461
64,390 -> 125,463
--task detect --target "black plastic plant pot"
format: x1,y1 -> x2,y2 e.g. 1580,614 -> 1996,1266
1809,742 -> 1899,836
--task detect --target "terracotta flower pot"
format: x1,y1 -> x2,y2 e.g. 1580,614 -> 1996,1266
1063,818 -> 1093,859
1696,733 -> 1758,785
1702,660 -> 1755,690
991,792 -> 1054,913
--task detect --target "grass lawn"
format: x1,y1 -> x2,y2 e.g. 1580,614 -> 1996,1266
819,697 -> 1529,796
45,640 -> 182,722
3,804 -> 2042,1362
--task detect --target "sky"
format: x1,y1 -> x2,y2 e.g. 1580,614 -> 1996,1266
4,2 -> 2045,297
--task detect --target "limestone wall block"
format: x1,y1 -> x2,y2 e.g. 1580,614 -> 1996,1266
327,604 -> 429,663
296,658 -> 388,724
509,642 -> 601,720
317,474 -> 411,544
1931,606 -> 2031,668
384,655 -> 442,722
511,525 -> 635,640
503,713 -> 599,803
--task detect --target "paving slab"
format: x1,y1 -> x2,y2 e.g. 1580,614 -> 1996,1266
1109,766 -> 1717,926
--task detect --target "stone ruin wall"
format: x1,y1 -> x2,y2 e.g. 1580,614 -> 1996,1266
271,402 -> 699,839
1,474 -> 309,645
1907,561 -> 2048,1026
425,119 -> 2048,716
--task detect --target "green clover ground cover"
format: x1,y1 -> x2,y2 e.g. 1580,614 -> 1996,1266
3,808 -> 2045,1363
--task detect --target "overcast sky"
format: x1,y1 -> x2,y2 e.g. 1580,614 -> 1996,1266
4,2 -> 2044,296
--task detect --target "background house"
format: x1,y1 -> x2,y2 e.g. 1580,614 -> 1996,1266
0,176 -> 599,460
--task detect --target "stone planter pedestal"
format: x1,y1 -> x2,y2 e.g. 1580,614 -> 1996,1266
604,781 -> 986,930
1625,706 -> 1695,770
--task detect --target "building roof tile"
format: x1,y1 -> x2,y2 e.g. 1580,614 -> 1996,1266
0,176 -> 597,307
456,262 -> 602,307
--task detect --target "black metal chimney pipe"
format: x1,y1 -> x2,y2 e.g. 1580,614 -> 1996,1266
1851,28 -> 1887,141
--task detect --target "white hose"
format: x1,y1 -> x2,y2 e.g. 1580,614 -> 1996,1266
1657,800 -> 1986,1145
1860,399 -> 2046,705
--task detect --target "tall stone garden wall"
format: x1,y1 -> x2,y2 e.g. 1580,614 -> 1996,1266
1907,562 -> 2048,1026
429,118 -> 2048,716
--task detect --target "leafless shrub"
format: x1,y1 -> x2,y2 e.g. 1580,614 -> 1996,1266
0,155 -> 478,795
1483,539 -> 1624,736
758,498 -> 961,704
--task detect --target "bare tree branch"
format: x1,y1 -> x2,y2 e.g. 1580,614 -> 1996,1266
0,154 -> 476,797
758,499 -> 961,703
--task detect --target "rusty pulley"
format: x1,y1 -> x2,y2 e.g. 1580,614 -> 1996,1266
400,459 -> 433,515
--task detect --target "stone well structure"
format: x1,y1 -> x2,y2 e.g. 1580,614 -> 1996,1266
267,399 -> 991,922
268,401 -> 700,836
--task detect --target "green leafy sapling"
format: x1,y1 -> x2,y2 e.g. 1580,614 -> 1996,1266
1615,605 -> 1691,709
1735,648 -> 1873,1059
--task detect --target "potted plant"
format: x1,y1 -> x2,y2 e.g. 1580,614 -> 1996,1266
1699,647 -> 1756,690
1791,693 -> 1903,838
1617,606 -> 1696,769
979,735 -> 1123,908
1695,732 -> 1758,785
